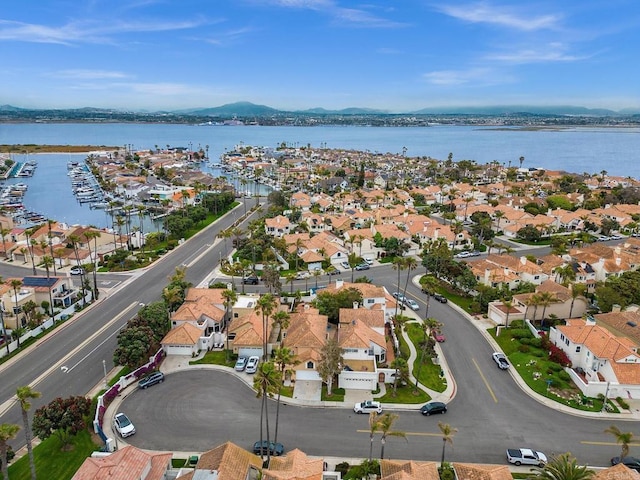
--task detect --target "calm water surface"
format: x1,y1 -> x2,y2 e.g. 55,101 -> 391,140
0,123 -> 638,227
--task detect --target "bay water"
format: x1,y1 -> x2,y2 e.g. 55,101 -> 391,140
0,123 -> 638,228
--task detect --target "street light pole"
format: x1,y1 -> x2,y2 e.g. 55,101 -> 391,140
103,359 -> 108,389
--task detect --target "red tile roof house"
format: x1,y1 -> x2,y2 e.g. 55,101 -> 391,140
549,316 -> 640,399
71,445 -> 172,480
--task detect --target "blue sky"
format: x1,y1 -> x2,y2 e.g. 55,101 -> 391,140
1,1 -> 639,112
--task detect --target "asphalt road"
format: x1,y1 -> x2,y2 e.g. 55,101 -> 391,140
1,210 -> 637,466
0,199 -> 259,450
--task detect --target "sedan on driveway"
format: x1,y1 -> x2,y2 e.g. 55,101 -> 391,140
420,401 -> 447,415
234,357 -> 248,371
245,356 -> 260,374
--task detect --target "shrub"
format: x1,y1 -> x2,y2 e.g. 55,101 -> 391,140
335,462 -> 350,476
518,344 -> 530,353
530,337 -> 543,348
520,337 -> 531,345
558,370 -> 571,382
439,462 -> 455,480
549,344 -> 572,367
616,397 -> 630,410
511,329 -> 533,340
547,363 -> 563,372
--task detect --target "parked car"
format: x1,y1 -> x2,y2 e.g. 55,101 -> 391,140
138,371 -> 164,389
113,412 -> 135,438
404,298 -> 420,311
492,352 -> 510,370
433,294 -> 448,303
611,457 -> 640,471
242,276 -> 259,285
340,261 -> 350,270
355,263 -> 370,271
235,357 -> 248,371
70,266 -> 85,275
295,271 -> 310,279
432,330 -> 446,343
364,257 -> 374,265
253,440 -> 284,456
468,251 -> 481,257
392,292 -> 406,302
454,251 -> 471,259
245,356 -> 260,374
420,401 -> 447,415
353,400 -> 382,414
326,267 -> 341,276
506,448 -> 547,467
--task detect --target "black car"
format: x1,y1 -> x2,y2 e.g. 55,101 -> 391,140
326,268 -> 341,276
433,293 -> 448,303
611,457 -> 640,471
243,276 -> 259,285
253,440 -> 284,456
138,371 -> 164,389
420,401 -> 447,416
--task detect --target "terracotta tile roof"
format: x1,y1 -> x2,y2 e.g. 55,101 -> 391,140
184,287 -> 226,305
339,308 -> 384,330
380,459 -> 440,480
161,323 -> 202,346
71,445 -> 172,480
594,462 -> 640,480
337,317 -> 385,349
284,311 -> 328,350
323,280 -> 387,300
595,311 -> 640,345
182,441 -> 262,480
263,448 -> 324,480
228,310 -> 272,347
452,463 -> 514,480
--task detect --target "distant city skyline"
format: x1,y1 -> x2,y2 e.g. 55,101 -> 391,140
1,1 -> 639,112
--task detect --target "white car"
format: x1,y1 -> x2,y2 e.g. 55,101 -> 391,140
353,400 -> 382,414
340,261 -> 350,270
245,356 -> 260,374
113,412 -> 135,438
234,357 -> 248,371
70,266 -> 85,275
392,292 -> 406,302
454,251 -> 471,259
404,298 -> 420,311
492,352 -> 510,370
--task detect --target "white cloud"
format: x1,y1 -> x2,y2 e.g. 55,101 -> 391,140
50,69 -> 131,80
486,42 -> 588,63
435,2 -> 561,31
423,68 -> 495,86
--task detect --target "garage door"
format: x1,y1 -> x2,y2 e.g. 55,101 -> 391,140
239,347 -> 263,358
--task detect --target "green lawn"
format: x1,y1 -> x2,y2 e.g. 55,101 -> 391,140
4,430 -> 100,480
405,323 -> 447,393
491,327 -> 615,412
321,386 -> 345,402
378,384 -> 429,403
190,350 -> 236,367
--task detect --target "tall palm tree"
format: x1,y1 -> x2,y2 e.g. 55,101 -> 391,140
10,279 -> 23,327
401,256 -> 418,310
378,413 -> 406,460
0,227 -> 10,259
83,230 -> 101,301
392,256 -> 407,319
347,252 -> 360,283
16,386 -> 40,480
422,275 -> 439,319
525,293 -> 542,323
253,361 -> 281,465
256,294 -> 277,362
0,422 -> 20,480
41,256 -> 55,319
537,291 -> 558,324
368,412 -> 382,461
0,277 -> 9,354
438,421 -> 457,465
272,346 -> 298,444
221,289 -> 238,362
605,425 -> 634,459
390,357 -> 409,397
530,452 -> 594,480
569,284 -> 587,319
502,298 -> 514,328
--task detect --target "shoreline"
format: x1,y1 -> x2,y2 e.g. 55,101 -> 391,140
0,145 -> 119,154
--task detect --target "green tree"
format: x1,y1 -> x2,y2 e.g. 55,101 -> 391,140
438,421 -> 457,465
272,347 -> 298,444
16,386 -> 40,480
256,293 -> 278,362
313,288 -> 363,324
378,413 -> 406,460
253,361 -> 281,464
368,412 -> 382,461
348,252 -> 361,283
605,425 -> 634,459
0,423 -> 20,480
32,396 -> 91,448
221,289 -> 238,362
530,453 -> 594,480
113,324 -> 155,368
317,338 -> 343,396
390,357 -> 409,397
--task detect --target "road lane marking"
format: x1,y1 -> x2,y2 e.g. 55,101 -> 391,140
0,301 -> 139,418
472,358 -> 498,403
582,441 -> 640,446
357,429 -> 442,437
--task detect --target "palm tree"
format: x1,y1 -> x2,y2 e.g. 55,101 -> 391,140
83,230 -> 101,301
256,294 -> 278,362
347,252 -> 360,283
438,421 -> 457,465
502,298 -> 514,328
41,255 -> 55,319
390,357 -> 409,397
392,256 -> 407,319
537,291 -> 558,324
221,289 -> 238,362
605,425 -> 634,459
272,346 -> 298,444
253,361 -> 281,465
10,279 -> 23,327
378,413 -> 407,460
530,453 -> 594,480
0,227 -> 10,259
0,423 -> 20,480
569,284 -> 587,319
525,293 -> 542,323
368,412 -> 382,461
422,275 -> 439,319
16,386 -> 40,480
401,256 -> 417,309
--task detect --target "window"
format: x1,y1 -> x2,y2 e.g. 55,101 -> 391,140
228,333 -> 236,340
306,361 -> 314,369
576,346 -> 581,352
366,299 -> 374,304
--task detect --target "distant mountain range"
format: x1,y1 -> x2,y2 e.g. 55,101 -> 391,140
2,101 -> 639,117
